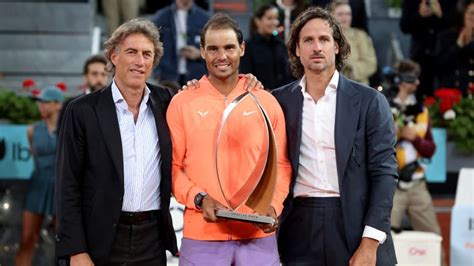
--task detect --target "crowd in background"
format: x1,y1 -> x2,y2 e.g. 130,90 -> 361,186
9,0 -> 474,265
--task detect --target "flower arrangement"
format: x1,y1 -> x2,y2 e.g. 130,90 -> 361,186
425,88 -> 474,154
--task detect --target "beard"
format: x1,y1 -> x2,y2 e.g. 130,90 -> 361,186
90,83 -> 104,92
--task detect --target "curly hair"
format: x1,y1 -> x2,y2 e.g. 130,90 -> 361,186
104,18 -> 164,72
287,6 -> 350,79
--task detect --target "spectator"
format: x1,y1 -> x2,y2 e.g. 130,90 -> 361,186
435,0 -> 474,95
101,0 -> 139,36
312,0 -> 369,33
15,87 -> 64,266
400,0 -> 457,99
274,0 -> 308,42
240,4 -> 293,90
388,59 -> 444,263
330,0 -> 377,85
57,55 -> 109,133
152,0 -> 209,85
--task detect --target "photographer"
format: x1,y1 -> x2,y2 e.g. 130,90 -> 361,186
388,59 -> 443,260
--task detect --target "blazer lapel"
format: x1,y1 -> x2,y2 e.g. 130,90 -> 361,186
286,84 -> 304,183
335,76 -> 361,186
148,89 -> 172,208
148,91 -> 171,154
95,86 -> 124,186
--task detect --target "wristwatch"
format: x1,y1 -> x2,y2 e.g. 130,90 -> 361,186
194,192 -> 208,210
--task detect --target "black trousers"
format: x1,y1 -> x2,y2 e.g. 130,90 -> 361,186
278,197 -> 350,266
105,212 -> 166,266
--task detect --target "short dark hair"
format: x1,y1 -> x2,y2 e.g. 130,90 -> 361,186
200,13 -> 243,47
287,6 -> 350,79
83,55 -> 107,75
396,59 -> 421,76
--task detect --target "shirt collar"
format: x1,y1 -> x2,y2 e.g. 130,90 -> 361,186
299,70 -> 339,98
393,93 -> 417,107
111,79 -> 150,110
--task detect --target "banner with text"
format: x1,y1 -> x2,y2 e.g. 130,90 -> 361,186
0,125 -> 33,179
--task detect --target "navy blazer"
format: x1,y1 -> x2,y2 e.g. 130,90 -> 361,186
152,4 -> 209,82
272,74 -> 398,265
55,83 -> 178,265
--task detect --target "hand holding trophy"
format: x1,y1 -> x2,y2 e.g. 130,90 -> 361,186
214,91 -> 278,227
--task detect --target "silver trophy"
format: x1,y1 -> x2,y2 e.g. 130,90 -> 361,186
215,91 -> 278,225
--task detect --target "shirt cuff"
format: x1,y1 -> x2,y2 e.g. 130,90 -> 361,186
363,225 -> 387,244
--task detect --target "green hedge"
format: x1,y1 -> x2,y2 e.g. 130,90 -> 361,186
0,90 -> 40,124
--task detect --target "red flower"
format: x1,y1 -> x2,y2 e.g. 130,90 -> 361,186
434,88 -> 462,113
56,82 -> 67,92
22,78 -> 36,89
31,89 -> 41,97
424,96 -> 436,107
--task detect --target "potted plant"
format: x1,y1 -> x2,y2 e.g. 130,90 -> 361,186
0,90 -> 40,124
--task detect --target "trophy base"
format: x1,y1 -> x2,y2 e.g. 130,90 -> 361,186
216,210 -> 275,225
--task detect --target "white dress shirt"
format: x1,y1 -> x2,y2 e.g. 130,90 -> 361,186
112,81 -> 161,212
295,71 -> 386,243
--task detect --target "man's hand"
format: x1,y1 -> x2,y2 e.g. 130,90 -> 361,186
349,237 -> 379,266
239,73 -> 264,91
70,252 -> 94,266
457,27 -> 474,47
430,0 -> 443,18
181,79 -> 200,91
254,206 -> 278,233
401,125 -> 417,141
201,195 -> 228,223
181,45 -> 201,60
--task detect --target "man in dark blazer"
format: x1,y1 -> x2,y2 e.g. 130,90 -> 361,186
272,7 -> 398,266
151,0 -> 209,85
56,18 -> 177,265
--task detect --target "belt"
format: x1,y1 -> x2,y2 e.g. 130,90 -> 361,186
294,197 -> 341,208
119,210 -> 161,225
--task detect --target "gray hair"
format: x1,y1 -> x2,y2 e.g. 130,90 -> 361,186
104,18 -> 164,72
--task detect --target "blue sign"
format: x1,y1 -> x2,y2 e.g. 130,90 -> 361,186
0,124 -> 33,179
424,128 -> 447,183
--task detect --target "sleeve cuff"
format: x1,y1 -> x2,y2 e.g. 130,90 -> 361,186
363,225 -> 387,244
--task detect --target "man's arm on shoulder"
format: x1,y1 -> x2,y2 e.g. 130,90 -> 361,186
56,102 -> 88,257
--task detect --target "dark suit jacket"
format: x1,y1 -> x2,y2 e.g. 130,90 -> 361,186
57,93 -> 85,135
273,75 -> 398,265
55,83 -> 178,265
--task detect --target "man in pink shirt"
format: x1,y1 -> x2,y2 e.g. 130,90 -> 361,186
167,13 -> 291,265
